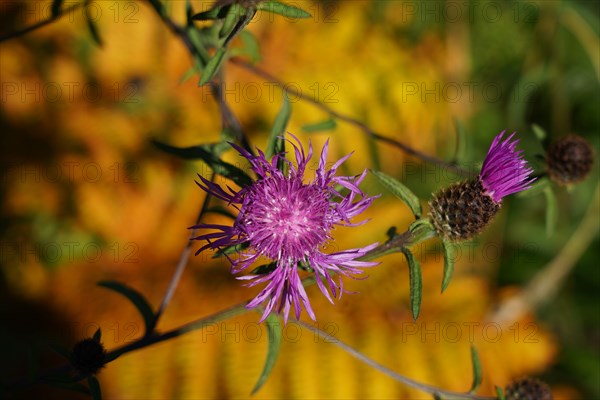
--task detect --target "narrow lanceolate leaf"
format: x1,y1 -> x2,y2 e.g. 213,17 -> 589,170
192,5 -> 231,20
87,375 -> 102,400
266,94 -> 290,160
239,31 -> 261,63
402,248 -> 422,321
222,7 -> 257,47
150,140 -> 252,187
531,123 -> 547,142
92,328 -> 102,342
51,0 -> 65,18
301,118 -> 337,133
441,240 -> 454,293
543,185 -> 557,237
213,242 -> 250,258
85,10 -> 103,47
469,345 -> 483,393
219,4 -> 243,39
97,281 -> 155,334
257,1 -> 312,19
371,170 -> 422,218
251,314 -> 283,395
199,48 -> 227,86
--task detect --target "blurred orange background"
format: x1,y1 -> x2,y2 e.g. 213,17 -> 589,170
2,1 -> 598,399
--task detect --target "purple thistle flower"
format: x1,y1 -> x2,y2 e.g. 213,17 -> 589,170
429,130 -> 535,242
192,134 -> 378,323
479,131 -> 536,203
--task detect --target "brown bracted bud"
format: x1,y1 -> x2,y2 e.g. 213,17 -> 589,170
70,338 -> 107,376
505,377 -> 553,400
428,179 -> 500,242
546,134 -> 594,185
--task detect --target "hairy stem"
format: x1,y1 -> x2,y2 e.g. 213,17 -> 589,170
229,58 -> 472,178
297,320 -> 497,400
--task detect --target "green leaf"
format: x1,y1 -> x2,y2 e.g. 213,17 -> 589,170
213,242 -> 250,258
301,118 -> 337,133
543,185 -> 557,237
92,328 -> 102,342
257,1 -> 312,19
192,5 -> 231,20
532,123 -> 547,142
251,314 -> 282,394
150,140 -> 253,187
251,262 -> 278,275
87,375 -> 102,400
185,0 -> 194,27
83,1 -> 103,47
469,345 -> 483,393
219,4 -> 243,39
199,48 -> 227,86
441,240 -> 455,293
239,31 -> 261,63
402,248 -> 422,320
371,170 -> 422,218
222,6 -> 256,47
495,386 -> 506,400
97,281 -> 155,334
266,94 -> 290,158
147,0 -> 164,17
179,64 -> 200,84
85,12 -> 103,47
51,0 -> 64,18
408,218 -> 436,244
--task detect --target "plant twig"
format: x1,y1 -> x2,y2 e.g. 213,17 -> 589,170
0,2 -> 84,42
153,172 -> 216,328
229,58 -> 472,177
297,320 -> 496,400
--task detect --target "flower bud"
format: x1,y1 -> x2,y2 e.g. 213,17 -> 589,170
505,377 -> 553,400
70,338 -> 107,375
546,134 -> 594,185
429,131 -> 535,242
429,179 -> 500,242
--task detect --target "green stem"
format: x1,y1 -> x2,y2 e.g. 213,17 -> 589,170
298,320 -> 497,400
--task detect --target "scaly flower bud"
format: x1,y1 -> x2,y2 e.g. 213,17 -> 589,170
70,338 -> 107,376
546,134 -> 594,185
505,377 -> 553,400
429,131 -> 535,242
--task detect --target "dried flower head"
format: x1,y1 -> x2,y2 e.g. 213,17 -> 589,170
70,338 -> 107,375
546,134 -> 594,185
429,131 -> 535,241
192,135 -> 378,322
505,377 -> 553,400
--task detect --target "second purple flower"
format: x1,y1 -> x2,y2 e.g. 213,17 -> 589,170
192,135 -> 378,323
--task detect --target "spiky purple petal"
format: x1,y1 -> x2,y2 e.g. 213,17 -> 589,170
192,135 -> 379,322
479,131 -> 536,202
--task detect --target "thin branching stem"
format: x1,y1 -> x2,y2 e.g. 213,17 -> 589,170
297,320 -> 497,400
0,2 -> 84,42
229,58 -> 473,178
153,172 -> 216,328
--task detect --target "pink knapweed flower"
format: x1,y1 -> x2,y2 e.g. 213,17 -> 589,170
192,135 -> 378,322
